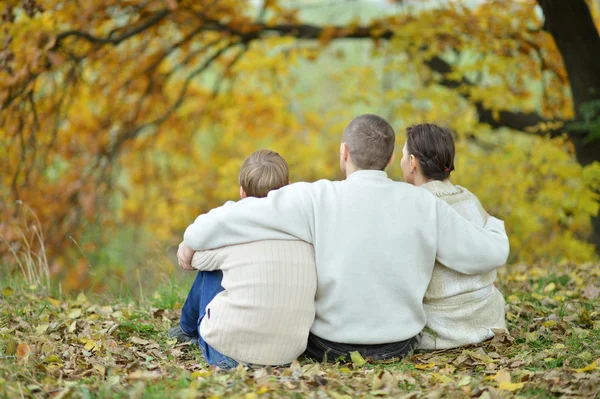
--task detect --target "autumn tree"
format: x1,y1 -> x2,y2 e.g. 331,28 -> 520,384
1,0 -> 599,288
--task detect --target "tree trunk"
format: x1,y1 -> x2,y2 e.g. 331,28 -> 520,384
538,0 -> 600,250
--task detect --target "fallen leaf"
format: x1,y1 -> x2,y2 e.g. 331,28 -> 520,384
4,338 -> 16,355
328,391 -> 353,399
350,351 -> 366,367
415,362 -> 435,370
2,287 -> 14,297
35,324 -> 49,334
431,373 -> 453,383
543,282 -> 556,293
256,386 -> 270,394
74,292 -> 88,306
190,370 -> 213,379
127,370 -> 162,380
493,370 -> 511,384
93,364 -> 106,376
583,284 -> 599,300
68,309 -> 82,319
372,369 -> 395,390
130,336 -> 149,345
457,375 -> 471,387
43,355 -> 62,364
47,297 -> 61,307
573,361 -> 597,373
578,308 -> 594,328
16,343 -> 31,362
525,331 -> 538,342
170,348 -> 182,358
498,381 -> 525,392
84,340 -> 100,352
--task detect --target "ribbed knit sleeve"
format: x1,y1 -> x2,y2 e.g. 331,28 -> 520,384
199,241 -> 317,366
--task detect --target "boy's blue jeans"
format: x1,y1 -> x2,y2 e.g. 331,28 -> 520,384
180,270 -> 238,369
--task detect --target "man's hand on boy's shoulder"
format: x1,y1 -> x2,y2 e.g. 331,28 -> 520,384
177,242 -> 196,270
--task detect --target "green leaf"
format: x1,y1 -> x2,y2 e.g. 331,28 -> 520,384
350,351 -> 366,367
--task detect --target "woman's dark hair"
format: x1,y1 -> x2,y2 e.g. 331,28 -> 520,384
406,123 -> 455,181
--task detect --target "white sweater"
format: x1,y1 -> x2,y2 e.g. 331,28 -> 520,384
191,240 -> 316,365
418,180 -> 507,350
184,170 -> 510,344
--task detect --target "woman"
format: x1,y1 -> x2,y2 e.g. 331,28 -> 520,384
400,123 -> 507,350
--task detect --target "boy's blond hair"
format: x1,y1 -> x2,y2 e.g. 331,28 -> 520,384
239,149 -> 289,198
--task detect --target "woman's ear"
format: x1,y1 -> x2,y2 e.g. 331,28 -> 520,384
240,186 -> 247,199
409,154 -> 417,172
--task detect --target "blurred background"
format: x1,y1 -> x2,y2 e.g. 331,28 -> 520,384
1,0 -> 599,296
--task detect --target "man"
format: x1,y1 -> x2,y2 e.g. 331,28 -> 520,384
172,149 -> 317,368
178,114 -> 509,362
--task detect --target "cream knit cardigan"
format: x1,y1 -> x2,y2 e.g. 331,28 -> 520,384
418,180 -> 507,350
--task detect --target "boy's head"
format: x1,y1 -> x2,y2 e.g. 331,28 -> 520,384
340,114 -> 396,174
239,149 -> 290,199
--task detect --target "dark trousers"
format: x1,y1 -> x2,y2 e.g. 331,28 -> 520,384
305,332 -> 416,363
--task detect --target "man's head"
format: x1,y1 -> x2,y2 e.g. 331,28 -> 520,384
239,149 -> 290,199
340,114 -> 396,175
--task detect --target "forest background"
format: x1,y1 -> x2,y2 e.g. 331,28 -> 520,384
1,0 -> 600,295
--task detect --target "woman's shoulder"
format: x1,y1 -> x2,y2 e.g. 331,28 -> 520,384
420,180 -> 464,198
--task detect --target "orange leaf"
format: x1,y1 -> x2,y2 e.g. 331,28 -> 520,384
16,343 -> 31,362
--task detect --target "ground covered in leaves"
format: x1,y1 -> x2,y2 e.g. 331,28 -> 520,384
1,263 -> 599,398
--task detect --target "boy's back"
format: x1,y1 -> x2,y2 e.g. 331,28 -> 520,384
192,240 -> 316,365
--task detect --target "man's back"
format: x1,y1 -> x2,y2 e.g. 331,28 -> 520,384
193,240 -> 316,365
301,171 -> 440,343
185,170 -> 509,345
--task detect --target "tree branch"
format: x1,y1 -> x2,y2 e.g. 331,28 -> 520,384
53,9 -> 170,48
426,55 -> 564,136
108,42 -> 239,157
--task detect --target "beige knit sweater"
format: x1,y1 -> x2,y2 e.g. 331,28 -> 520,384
191,240 -> 317,365
418,180 -> 507,350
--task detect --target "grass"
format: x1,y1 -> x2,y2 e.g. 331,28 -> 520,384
0,262 -> 598,398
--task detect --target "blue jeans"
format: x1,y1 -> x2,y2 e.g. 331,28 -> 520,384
180,270 -> 238,369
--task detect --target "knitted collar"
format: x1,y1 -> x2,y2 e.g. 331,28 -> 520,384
420,179 -> 463,197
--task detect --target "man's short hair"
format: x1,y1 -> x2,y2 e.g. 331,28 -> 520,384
239,149 -> 289,198
342,114 -> 396,170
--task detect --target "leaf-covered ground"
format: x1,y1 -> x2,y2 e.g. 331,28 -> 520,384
1,263 -> 599,398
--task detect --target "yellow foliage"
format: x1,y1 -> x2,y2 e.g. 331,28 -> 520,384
452,134 -> 598,263
0,0 -> 598,290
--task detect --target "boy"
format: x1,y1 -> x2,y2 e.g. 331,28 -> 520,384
170,149 -> 317,369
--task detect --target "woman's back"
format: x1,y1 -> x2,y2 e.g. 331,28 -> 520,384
419,180 -> 506,350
